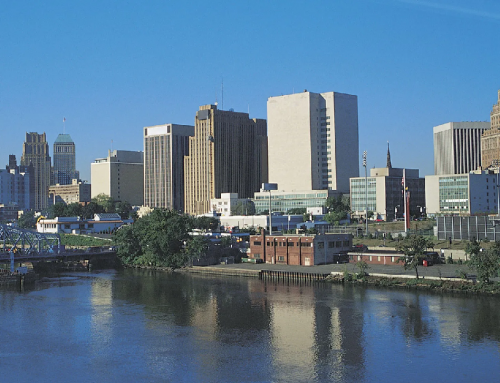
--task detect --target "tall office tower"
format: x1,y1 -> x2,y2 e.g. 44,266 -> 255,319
91,150 -> 144,206
52,134 -> 77,185
143,124 -> 194,211
20,132 -> 51,210
481,90 -> 500,167
267,91 -> 359,193
433,122 -> 489,175
184,104 -> 268,215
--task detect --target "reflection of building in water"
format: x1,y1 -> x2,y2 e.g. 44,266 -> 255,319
257,283 -> 365,382
90,278 -> 114,354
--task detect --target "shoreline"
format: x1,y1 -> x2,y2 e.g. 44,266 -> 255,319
123,262 -> 500,296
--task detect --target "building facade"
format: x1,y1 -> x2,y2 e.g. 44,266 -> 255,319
184,104 -> 268,215
433,122 -> 489,175
267,91 -> 359,193
91,150 -> 144,206
210,193 -> 253,216
350,165 -> 425,221
52,134 -> 77,185
481,90 -> 500,167
253,189 -> 337,214
249,231 -> 352,266
37,213 -> 132,234
0,167 -> 32,211
425,169 -> 499,216
20,132 -> 51,210
143,124 -> 194,211
49,179 -> 91,205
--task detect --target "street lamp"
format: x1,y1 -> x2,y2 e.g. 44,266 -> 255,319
363,151 -> 368,236
262,183 -> 278,235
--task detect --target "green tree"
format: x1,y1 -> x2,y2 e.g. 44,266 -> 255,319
92,193 -> 115,213
50,202 -> 67,218
324,210 -> 348,225
184,235 -> 210,261
81,202 -> 104,219
396,235 -> 434,279
231,200 -> 255,216
113,209 -> 194,270
65,203 -> 83,217
468,240 -> 500,283
324,194 -> 350,225
192,216 -> 219,232
115,201 -> 133,219
18,210 -> 36,229
287,208 -> 306,215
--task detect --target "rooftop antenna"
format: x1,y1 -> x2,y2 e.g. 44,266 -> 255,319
63,117 -> 66,134
111,139 -> 113,153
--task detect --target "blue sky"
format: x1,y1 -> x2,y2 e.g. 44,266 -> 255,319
1,0 -> 499,182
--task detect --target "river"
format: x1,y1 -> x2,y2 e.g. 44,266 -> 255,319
0,269 -> 499,382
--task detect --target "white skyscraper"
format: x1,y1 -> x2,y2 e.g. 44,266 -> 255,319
267,91 -> 359,193
433,122 -> 489,175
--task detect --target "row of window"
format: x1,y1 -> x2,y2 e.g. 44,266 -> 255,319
254,240 -> 350,248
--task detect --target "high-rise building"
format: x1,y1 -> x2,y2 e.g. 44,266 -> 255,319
267,91 -> 359,193
52,134 -> 77,185
481,90 -> 500,167
20,132 -> 51,210
184,104 -> 268,215
143,124 -> 194,211
91,150 -> 144,206
433,122 -> 489,175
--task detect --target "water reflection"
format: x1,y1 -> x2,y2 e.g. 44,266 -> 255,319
1,270 -> 500,382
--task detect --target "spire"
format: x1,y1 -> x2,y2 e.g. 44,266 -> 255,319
387,141 -> 392,168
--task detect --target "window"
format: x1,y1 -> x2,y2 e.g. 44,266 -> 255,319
317,242 -> 324,249
328,241 -> 335,248
278,256 -> 284,261
253,241 -> 261,246
288,242 -> 294,247
254,253 -> 261,259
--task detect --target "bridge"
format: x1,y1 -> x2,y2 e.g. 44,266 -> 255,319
0,224 -> 115,272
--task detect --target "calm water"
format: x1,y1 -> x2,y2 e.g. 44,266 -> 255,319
0,269 -> 499,383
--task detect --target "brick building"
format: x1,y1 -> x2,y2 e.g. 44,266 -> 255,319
249,230 -> 352,266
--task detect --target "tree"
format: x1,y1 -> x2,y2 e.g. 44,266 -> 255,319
287,208 -> 306,215
231,200 -> 255,216
115,201 -> 133,219
324,194 -> 350,225
468,240 -> 500,283
82,202 -> 104,219
18,210 -> 36,229
113,209 -> 194,270
184,235 -> 210,261
92,193 -> 115,213
192,216 -> 219,232
49,202 -> 67,218
395,235 -> 434,279
65,203 -> 83,217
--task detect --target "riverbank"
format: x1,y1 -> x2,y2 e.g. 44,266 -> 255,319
177,262 -> 500,295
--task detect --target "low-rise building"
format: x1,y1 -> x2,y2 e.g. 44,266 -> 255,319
210,193 -> 253,216
252,189 -> 336,214
425,169 -> 499,216
37,213 -> 131,234
49,179 -> 91,205
350,164 -> 425,222
249,231 -> 352,266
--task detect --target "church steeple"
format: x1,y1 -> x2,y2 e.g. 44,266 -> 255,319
387,141 -> 392,168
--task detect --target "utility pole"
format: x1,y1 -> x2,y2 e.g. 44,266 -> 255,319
363,151 -> 368,237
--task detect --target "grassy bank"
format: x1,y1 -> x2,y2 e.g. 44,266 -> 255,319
59,234 -> 111,248
327,273 -> 500,295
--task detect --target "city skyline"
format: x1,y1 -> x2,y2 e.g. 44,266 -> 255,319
2,1 -> 499,181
